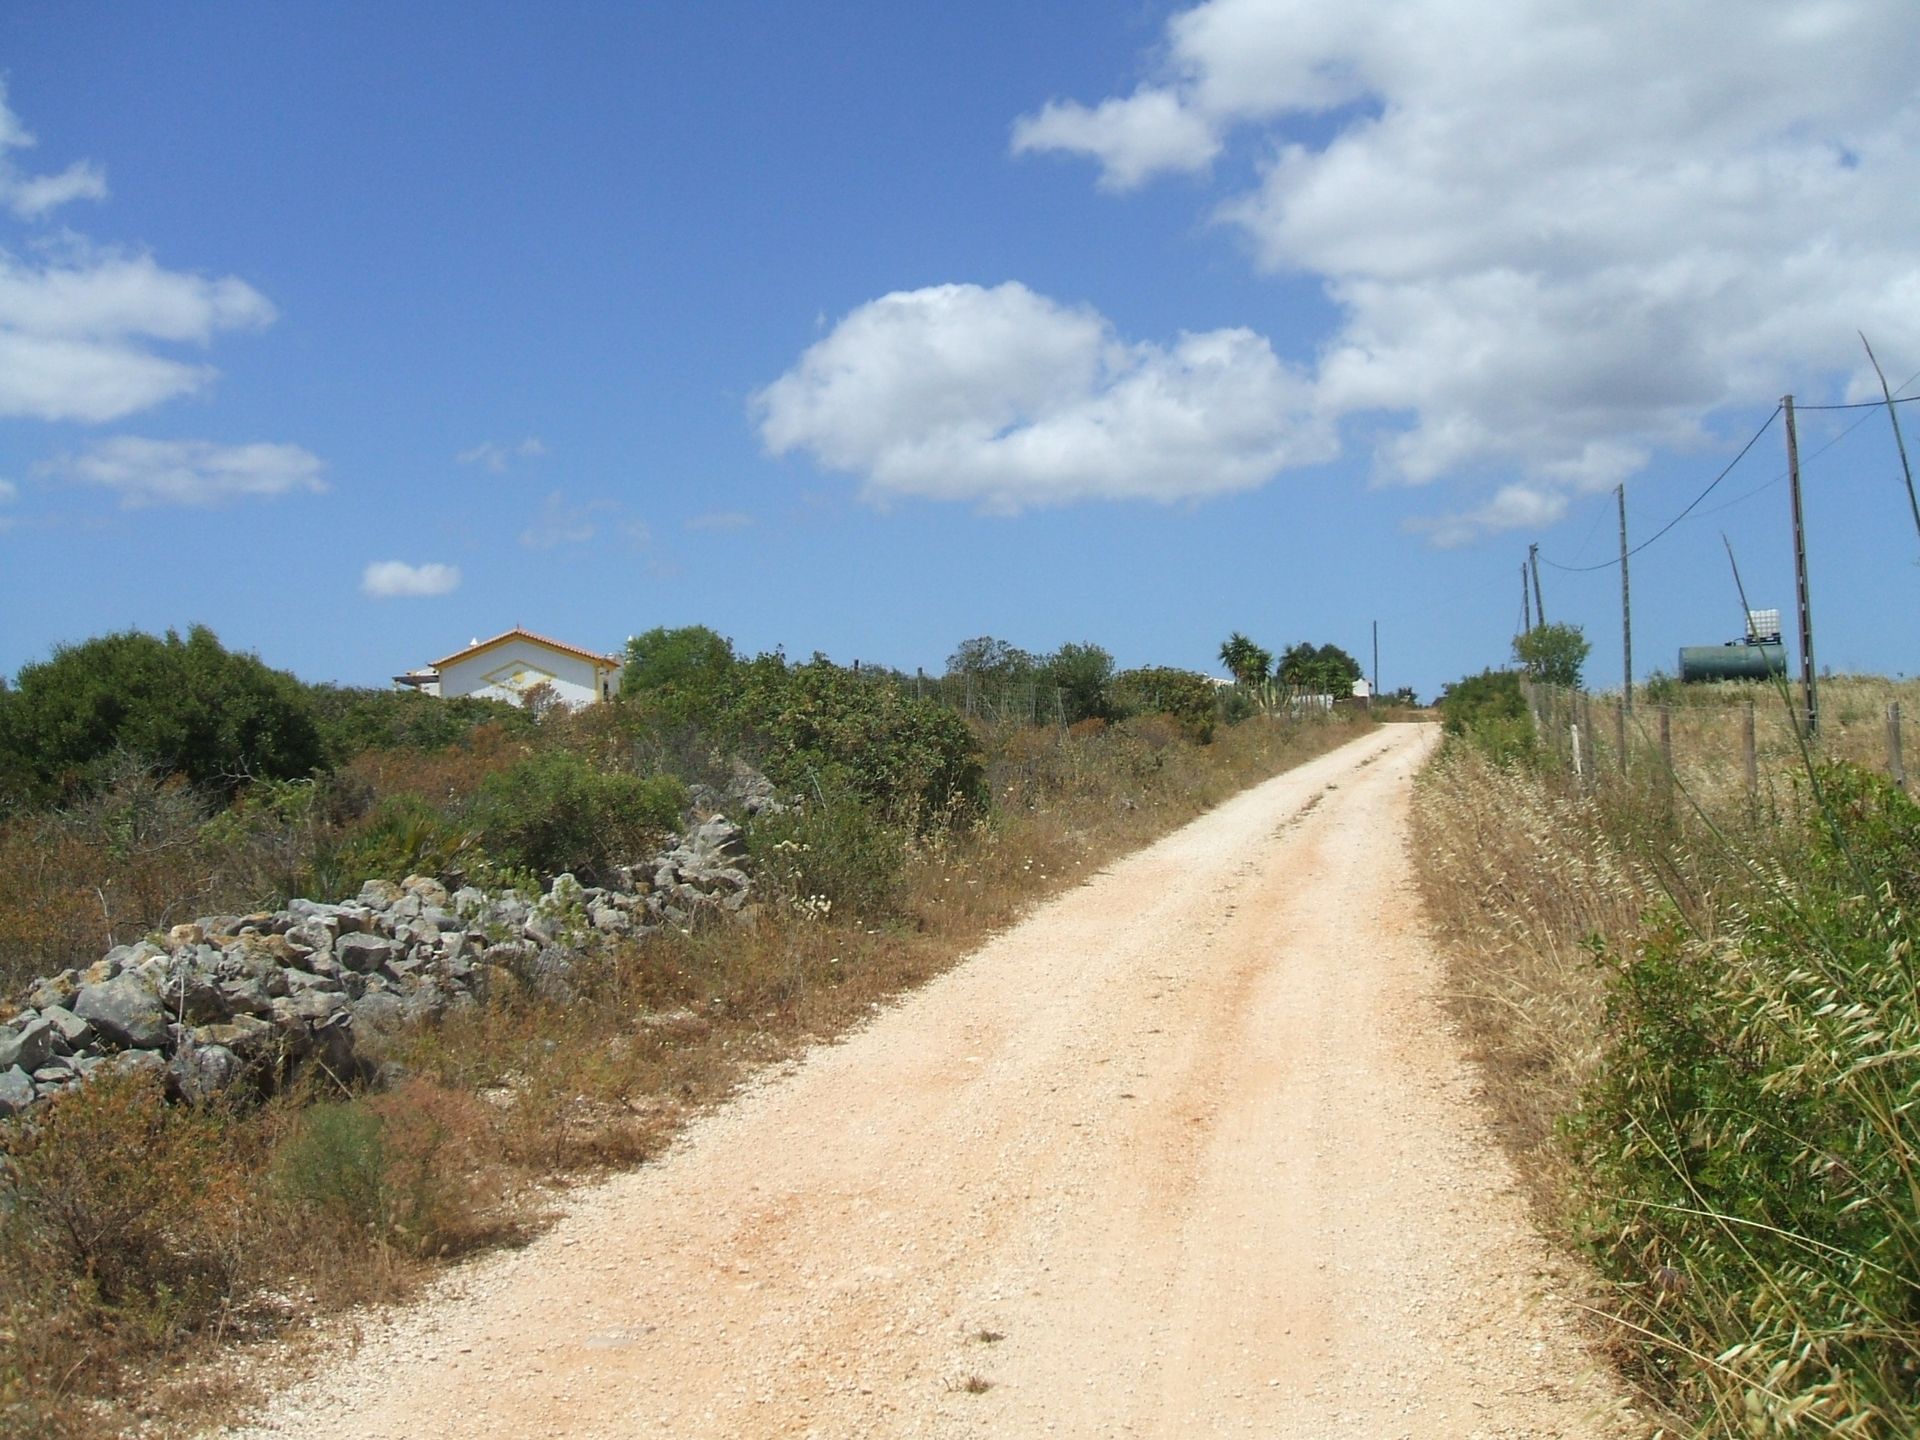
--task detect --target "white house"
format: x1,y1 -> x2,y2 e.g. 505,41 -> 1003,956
394,628 -> 623,708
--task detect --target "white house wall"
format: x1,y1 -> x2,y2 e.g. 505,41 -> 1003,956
436,640 -> 608,708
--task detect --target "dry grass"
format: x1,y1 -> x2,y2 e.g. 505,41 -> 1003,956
1416,677 -> 1920,1436
1411,744 -> 1654,1192
0,709 -> 1371,1440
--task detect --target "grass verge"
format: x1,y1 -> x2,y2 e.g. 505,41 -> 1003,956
1415,684 -> 1920,1438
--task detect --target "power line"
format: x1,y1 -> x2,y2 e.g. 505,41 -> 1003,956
1692,366 -> 1920,518
1540,405 -> 1781,573
1791,394 -> 1920,412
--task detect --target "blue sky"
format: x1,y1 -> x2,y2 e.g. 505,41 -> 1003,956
3,1 -> 1919,701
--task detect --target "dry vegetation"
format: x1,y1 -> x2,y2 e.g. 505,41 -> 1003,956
0,707 -> 1370,1440
1415,674 -> 1920,1437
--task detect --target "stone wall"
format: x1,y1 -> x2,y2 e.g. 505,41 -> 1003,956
0,815 -> 754,1116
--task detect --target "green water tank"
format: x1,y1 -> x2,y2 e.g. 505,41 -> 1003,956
1678,642 -> 1787,682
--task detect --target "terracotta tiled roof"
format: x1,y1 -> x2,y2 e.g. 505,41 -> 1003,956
429,627 -> 623,670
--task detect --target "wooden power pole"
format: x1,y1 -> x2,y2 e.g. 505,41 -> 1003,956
1617,483 -> 1633,714
1521,563 -> 1532,633
1784,395 -> 1819,737
1528,543 -> 1547,627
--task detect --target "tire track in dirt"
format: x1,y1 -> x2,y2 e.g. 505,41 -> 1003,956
223,723 -> 1632,1439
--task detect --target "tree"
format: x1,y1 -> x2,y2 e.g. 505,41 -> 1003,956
621,625 -> 736,696
0,626 -> 324,809
619,625 -> 738,726
1512,622 -> 1590,689
1278,641 -> 1362,695
1039,642 -> 1115,724
1217,632 -> 1273,688
945,636 -> 1037,686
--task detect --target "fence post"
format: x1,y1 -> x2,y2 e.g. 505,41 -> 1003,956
1743,702 -> 1758,798
1890,702 -> 1908,791
1570,722 -> 1585,784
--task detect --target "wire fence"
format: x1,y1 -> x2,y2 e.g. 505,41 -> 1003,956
846,666 -> 1363,730
1524,680 -> 1913,803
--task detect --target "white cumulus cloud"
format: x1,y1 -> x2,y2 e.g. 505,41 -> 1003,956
44,437 -> 326,507
0,247 -> 276,423
1407,484 -> 1570,549
1014,0 -> 1920,542
361,561 -> 461,599
755,281 -> 1332,512
0,88 -> 275,425
1011,89 -> 1220,192
0,82 -> 107,219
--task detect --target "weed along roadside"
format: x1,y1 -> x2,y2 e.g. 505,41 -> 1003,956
1416,668 -> 1920,1438
0,625 -> 1374,1440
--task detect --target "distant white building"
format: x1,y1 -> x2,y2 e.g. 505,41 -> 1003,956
1351,677 -> 1372,701
395,627 -> 623,708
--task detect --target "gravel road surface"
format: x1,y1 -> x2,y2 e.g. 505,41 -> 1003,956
224,722 -> 1631,1439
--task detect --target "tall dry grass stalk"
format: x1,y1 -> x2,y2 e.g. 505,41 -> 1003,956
1411,743 -> 1660,1195
1419,680 -> 1920,1437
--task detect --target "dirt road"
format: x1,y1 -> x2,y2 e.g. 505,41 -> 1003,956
227,723 -> 1629,1439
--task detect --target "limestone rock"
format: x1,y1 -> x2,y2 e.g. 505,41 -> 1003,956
0,1017 -> 55,1072
74,974 -> 170,1050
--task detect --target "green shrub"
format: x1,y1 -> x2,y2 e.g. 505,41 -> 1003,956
727,655 -> 985,828
0,626 -> 324,812
313,794 -> 485,896
1039,642 -> 1116,724
270,1083 -> 481,1256
304,685 -> 532,764
1437,668 -> 1536,762
1572,762 -> 1920,1433
1111,666 -> 1218,742
748,795 -> 908,920
272,1102 -> 392,1236
619,625 -> 738,727
471,750 -> 683,884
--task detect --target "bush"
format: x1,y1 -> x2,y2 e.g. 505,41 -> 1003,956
748,795 -> 908,920
618,625 -> 738,727
3,1071 -> 254,1321
1437,668 -> 1536,762
1111,666 -> 1218,742
470,750 -> 683,884
270,1081 -> 489,1257
1572,762 -> 1920,1432
304,685 -> 532,765
312,794 -> 485,897
727,655 -> 985,828
1039,642 -> 1115,724
0,626 -> 324,811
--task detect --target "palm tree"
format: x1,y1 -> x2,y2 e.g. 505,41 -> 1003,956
1218,632 -> 1273,688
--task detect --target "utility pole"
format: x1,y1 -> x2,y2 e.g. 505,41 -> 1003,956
1371,619 -> 1379,700
1617,484 -> 1633,714
1528,543 -> 1547,627
1521,563 -> 1532,633
1784,395 -> 1818,737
